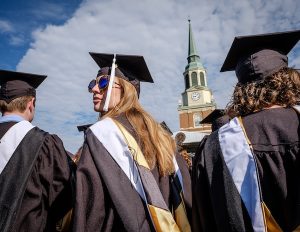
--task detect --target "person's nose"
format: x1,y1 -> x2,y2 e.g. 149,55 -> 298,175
92,85 -> 106,95
92,84 -> 100,93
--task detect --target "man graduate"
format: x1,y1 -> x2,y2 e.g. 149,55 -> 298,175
0,70 -> 73,232
192,30 -> 300,232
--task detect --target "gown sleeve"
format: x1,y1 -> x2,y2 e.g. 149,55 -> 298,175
72,141 -> 107,232
192,136 -> 217,232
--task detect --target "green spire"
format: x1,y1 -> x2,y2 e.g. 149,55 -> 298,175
185,19 -> 204,71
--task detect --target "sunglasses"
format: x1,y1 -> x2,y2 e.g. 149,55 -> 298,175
88,75 -> 120,93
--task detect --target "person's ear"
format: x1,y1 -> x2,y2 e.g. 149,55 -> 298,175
28,97 -> 35,113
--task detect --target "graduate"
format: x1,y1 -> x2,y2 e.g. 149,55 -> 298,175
73,53 -> 191,231
200,109 -> 229,132
73,124 -> 93,163
0,70 -> 73,232
192,30 -> 300,232
77,124 -> 92,134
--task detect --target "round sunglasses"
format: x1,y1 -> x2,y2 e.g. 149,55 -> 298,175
88,75 -> 120,93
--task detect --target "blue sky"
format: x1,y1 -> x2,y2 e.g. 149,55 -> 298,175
1,0 -> 300,152
0,0 -> 82,69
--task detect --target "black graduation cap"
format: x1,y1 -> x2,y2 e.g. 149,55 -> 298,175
77,124 -> 92,132
160,121 -> 173,135
201,109 -> 225,124
220,30 -> 300,83
201,109 -> 230,132
89,53 -> 154,96
0,69 -> 47,103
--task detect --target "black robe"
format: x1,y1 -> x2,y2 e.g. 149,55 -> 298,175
193,107 -> 300,232
0,121 -> 73,232
73,115 -> 192,232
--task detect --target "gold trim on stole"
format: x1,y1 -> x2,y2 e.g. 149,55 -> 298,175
148,205 -> 180,232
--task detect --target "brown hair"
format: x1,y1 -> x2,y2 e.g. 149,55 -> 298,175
226,67 -> 300,117
104,78 -> 176,176
0,96 -> 34,114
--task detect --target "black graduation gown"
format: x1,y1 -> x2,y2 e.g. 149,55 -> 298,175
73,115 -> 192,232
193,107 -> 300,232
0,121 -> 73,232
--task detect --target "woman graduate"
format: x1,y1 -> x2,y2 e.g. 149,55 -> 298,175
192,30 -> 300,232
73,53 -> 191,231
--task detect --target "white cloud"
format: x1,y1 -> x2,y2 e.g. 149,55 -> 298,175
0,20 -> 14,33
17,0 -> 300,152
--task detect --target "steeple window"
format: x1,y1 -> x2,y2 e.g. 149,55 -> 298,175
191,72 -> 198,86
200,72 -> 205,86
185,74 -> 190,89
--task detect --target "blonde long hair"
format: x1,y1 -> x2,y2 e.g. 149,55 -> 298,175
103,78 -> 176,176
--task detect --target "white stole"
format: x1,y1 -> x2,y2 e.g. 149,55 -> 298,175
90,118 -> 184,201
0,121 -> 35,175
218,117 -> 265,232
90,118 -> 147,202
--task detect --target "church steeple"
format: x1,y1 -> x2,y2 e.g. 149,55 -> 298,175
185,20 -> 204,72
178,19 -> 216,133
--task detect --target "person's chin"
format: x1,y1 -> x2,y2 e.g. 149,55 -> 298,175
93,103 -> 102,112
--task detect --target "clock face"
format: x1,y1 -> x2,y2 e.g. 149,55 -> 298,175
191,92 -> 200,101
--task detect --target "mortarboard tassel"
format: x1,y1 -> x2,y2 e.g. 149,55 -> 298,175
103,54 -> 116,112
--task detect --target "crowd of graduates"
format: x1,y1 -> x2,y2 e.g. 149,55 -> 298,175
0,30 -> 299,232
